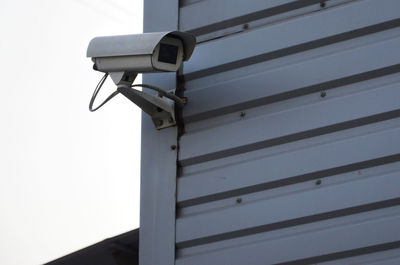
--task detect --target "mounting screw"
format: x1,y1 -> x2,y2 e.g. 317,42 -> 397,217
315,179 -> 322,186
236,198 -> 242,204
243,24 -> 249,30
240,112 -> 246,118
320,2 -> 326,8
320,91 -> 326,98
170,145 -> 177,150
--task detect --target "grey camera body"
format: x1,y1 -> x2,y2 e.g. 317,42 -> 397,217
87,31 -> 196,77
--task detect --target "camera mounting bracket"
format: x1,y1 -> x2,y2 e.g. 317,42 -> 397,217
111,72 -> 178,130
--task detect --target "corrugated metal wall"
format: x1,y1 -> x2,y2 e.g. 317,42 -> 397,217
176,0 -> 400,264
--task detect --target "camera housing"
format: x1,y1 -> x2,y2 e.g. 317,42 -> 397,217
87,31 -> 195,79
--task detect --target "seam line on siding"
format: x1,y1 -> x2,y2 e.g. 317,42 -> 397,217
178,154 -> 400,207
176,197 -> 400,248
272,240 -> 400,265
183,18 -> 400,81
184,0 -> 325,36
184,64 -> 400,123
181,109 -> 400,166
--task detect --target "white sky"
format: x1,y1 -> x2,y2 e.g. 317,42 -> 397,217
0,0 -> 143,264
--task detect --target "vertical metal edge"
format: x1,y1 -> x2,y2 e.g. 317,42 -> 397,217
141,1 -> 179,265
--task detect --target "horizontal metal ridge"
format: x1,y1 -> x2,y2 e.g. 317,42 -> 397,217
273,240 -> 400,265
178,154 -> 400,207
180,109 -> 400,166
184,64 -> 400,123
184,0 -> 325,36
178,122 -> 400,204
177,198 -> 400,248
183,18 -> 400,81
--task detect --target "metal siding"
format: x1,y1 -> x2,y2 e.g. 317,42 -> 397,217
179,0 -> 294,32
183,34 -> 400,122
183,0 -> 400,76
177,0 -> 400,264
180,0 -> 354,42
180,82 -> 400,165
177,167 -> 400,242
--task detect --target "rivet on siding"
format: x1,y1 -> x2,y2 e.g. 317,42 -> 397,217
240,112 -> 246,118
315,179 -> 322,186
320,91 -> 327,98
170,145 -> 177,150
243,24 -> 249,30
320,2 -> 326,8
236,198 -> 242,204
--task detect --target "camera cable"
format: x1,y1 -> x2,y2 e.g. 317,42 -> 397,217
89,73 -> 185,112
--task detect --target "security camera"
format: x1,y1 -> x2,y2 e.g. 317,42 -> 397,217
87,31 -> 195,84
86,31 -> 196,129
